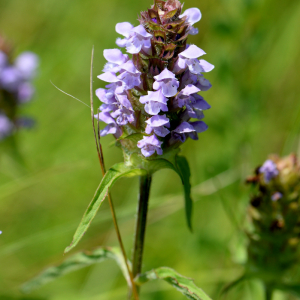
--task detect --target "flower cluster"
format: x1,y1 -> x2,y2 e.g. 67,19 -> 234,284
246,154 -> 300,277
0,38 -> 39,140
95,0 -> 213,158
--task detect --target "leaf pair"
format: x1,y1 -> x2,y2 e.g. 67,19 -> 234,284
22,247 -> 129,293
65,154 -> 193,253
23,247 -> 212,300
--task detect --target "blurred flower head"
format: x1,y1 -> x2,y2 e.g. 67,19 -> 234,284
245,154 -> 300,279
0,37 -> 39,140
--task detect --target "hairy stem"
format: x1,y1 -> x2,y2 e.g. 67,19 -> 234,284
131,174 -> 152,296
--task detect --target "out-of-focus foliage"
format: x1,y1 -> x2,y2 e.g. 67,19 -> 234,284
0,0 -> 300,299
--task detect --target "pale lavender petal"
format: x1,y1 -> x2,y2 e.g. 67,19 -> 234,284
97,72 -> 120,83
140,90 -> 168,105
137,135 -> 163,157
186,58 -> 202,74
103,62 -> 120,73
161,79 -> 179,97
103,49 -> 127,65
186,106 -> 204,119
193,95 -> 211,110
195,75 -> 212,91
180,45 -> 206,59
154,126 -> 170,137
145,101 -> 163,115
116,37 -> 128,48
100,123 -> 119,137
153,81 -> 162,91
181,84 -> 200,96
132,25 -> 152,38
199,59 -> 214,72
0,114 -> 13,140
15,52 -> 39,79
189,27 -> 199,35
17,82 -> 35,103
120,60 -> 140,74
116,22 -> 134,38
0,67 -> 21,91
190,121 -> 208,133
174,122 -> 195,133
180,8 -> 202,25
115,93 -> 133,110
126,36 -> 143,54
95,111 -> 115,124
96,88 -> 109,103
146,115 -> 169,127
259,160 -> 279,183
141,147 -> 155,157
173,57 -> 187,73
118,72 -> 141,89
154,68 -> 176,81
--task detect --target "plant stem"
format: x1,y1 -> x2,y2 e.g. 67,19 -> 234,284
131,174 -> 152,296
265,286 -> 273,300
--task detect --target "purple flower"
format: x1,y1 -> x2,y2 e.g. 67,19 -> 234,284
181,70 -> 212,91
185,94 -> 211,119
17,82 -> 35,103
96,88 -> 134,126
137,134 -> 163,157
102,49 -> 128,72
259,160 -> 279,183
180,8 -> 202,35
0,66 -> 21,91
271,192 -> 282,202
98,60 -> 141,92
145,115 -> 170,137
153,68 -> 179,97
139,90 -> 168,115
117,60 -> 141,90
94,111 -> 122,138
0,113 -> 13,140
115,22 -> 134,46
171,121 -> 208,143
174,84 -> 200,108
116,23 -> 152,54
15,52 -> 39,80
173,45 -> 209,74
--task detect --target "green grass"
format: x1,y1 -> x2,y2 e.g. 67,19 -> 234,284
1,0 -> 300,299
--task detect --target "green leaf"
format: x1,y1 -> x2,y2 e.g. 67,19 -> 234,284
275,283 -> 300,297
136,267 -> 212,300
176,156 -> 193,231
65,163 -> 147,253
22,247 -> 130,293
221,275 -> 247,295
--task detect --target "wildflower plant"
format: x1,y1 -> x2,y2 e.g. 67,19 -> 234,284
23,1 -> 213,299
0,37 -> 39,141
225,154 -> 300,300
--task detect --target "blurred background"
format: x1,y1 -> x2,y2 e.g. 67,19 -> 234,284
0,0 -> 300,299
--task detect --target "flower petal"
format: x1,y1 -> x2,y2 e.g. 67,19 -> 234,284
103,49 -> 127,65
180,45 -> 206,59
180,8 -> 202,25
115,22 -> 134,38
